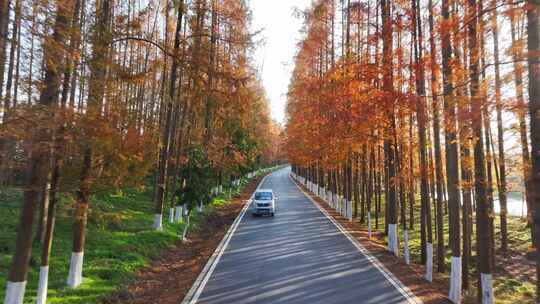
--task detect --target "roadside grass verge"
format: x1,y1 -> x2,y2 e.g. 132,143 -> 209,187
353,198 -> 535,304
0,176 -> 256,304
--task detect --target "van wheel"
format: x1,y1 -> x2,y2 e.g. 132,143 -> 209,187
271,212 -> 275,217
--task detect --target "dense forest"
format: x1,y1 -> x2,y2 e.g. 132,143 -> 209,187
286,0 -> 540,303
0,0 -> 282,303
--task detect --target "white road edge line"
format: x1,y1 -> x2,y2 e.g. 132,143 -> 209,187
181,173 -> 270,304
289,173 -> 423,304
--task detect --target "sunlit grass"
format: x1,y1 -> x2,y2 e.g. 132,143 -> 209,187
0,177 -> 252,304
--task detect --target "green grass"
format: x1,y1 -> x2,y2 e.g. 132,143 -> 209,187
0,174 -> 257,304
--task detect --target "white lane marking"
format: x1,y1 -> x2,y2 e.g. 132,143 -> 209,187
181,172 -> 272,304
289,173 -> 422,304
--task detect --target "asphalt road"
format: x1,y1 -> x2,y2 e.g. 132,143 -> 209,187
194,167 -> 416,304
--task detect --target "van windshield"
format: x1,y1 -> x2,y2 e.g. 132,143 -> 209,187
254,192 -> 273,200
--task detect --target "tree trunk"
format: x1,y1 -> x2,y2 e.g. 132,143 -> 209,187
36,150 -> 61,304
441,0 -> 462,299
467,0 -> 493,300
491,0 -> 508,253
510,12 -> 535,245
428,0 -> 445,274
68,0 -> 111,288
408,114 -> 415,231
412,0 -> 432,275
526,0 -> 540,299
381,0 -> 398,256
0,0 -> 10,104
4,1 -> 73,302
154,0 -> 185,230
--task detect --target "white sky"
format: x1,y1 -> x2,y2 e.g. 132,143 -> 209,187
250,0 -> 312,125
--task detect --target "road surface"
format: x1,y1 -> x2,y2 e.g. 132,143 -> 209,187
188,167 -> 418,304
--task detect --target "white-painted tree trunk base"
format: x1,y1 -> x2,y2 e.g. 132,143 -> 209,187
181,216 -> 191,241
168,208 -> 175,223
67,251 -> 84,288
197,203 -> 203,212
367,212 -> 372,238
36,266 -> 49,304
403,230 -> 410,265
388,224 -> 399,256
219,185 -> 222,193
481,273 -> 494,304
448,256 -> 462,303
347,201 -> 353,221
175,206 -> 183,222
153,214 -> 163,231
4,281 -> 26,304
425,243 -> 433,282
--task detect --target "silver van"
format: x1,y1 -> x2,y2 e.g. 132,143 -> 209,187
251,189 -> 276,217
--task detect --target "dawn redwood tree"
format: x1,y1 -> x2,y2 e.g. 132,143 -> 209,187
510,7 -> 535,244
467,0 -> 493,300
381,0 -> 399,257
527,0 -> 540,299
3,0 -> 20,116
37,2 -> 83,302
153,0 -> 185,230
411,0 -> 433,280
68,0 -> 113,288
0,0 -> 13,182
491,0 -> 508,253
0,0 -> 9,102
3,0 -> 74,302
441,0 -> 462,299
428,0 -> 445,274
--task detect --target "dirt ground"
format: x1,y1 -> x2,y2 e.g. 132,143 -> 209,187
104,177 -> 262,304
